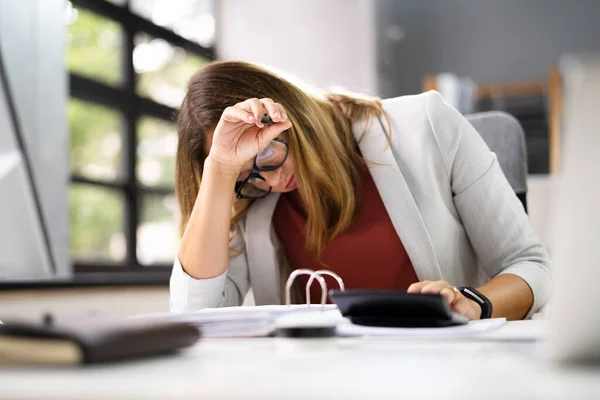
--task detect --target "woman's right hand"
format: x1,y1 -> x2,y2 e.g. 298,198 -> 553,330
208,98 -> 292,174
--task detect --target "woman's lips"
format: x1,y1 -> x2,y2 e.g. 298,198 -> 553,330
285,175 -> 296,190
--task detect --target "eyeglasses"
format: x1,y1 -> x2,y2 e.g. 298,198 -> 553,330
235,138 -> 289,199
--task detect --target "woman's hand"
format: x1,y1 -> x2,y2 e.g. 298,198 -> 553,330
407,280 -> 481,320
208,98 -> 292,174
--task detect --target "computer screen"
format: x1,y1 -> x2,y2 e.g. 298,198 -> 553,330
0,50 -> 55,280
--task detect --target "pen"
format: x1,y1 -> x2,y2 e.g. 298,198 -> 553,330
260,116 -> 275,126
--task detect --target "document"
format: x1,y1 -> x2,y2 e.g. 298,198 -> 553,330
134,306 -> 506,339
335,318 -> 507,338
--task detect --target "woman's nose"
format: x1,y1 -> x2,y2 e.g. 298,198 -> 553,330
261,169 -> 283,188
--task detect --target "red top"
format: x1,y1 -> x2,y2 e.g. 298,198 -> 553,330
272,165 -> 418,303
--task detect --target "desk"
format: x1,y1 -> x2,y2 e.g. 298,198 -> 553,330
1,321 -> 599,400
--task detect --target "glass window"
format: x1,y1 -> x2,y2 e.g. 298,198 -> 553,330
137,116 -> 177,187
69,99 -> 124,182
134,33 -> 209,107
137,194 -> 179,265
66,0 -> 215,272
69,184 -> 126,262
130,0 -> 216,47
66,4 -> 123,86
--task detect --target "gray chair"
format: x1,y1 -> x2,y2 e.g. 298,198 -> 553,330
466,111 -> 528,212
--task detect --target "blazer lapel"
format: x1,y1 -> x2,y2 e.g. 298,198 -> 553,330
354,117 -> 442,281
245,192 -> 282,305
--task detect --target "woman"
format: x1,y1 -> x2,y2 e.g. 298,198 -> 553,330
170,61 -> 551,320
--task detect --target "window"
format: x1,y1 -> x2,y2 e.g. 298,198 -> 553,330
130,0 -> 216,47
134,33 -> 208,107
66,0 -> 215,277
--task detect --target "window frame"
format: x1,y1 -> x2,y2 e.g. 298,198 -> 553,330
69,0 -> 215,279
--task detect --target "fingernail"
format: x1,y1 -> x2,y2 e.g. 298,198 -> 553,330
247,115 -> 254,122
273,112 -> 281,118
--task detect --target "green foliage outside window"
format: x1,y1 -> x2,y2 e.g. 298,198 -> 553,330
69,98 -> 123,182
69,184 -> 125,262
67,6 -> 122,86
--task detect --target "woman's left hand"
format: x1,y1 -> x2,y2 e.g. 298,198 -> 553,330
407,280 -> 481,320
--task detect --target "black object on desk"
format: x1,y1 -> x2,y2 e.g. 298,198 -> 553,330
330,290 -> 468,328
0,314 -> 200,365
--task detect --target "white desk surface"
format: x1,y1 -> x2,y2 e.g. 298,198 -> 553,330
1,320 -> 599,400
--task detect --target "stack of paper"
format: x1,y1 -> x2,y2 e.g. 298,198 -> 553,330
134,306 -> 507,339
134,305 -> 339,338
335,318 -> 507,338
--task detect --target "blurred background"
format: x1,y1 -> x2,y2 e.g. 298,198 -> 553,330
1,0 -> 598,317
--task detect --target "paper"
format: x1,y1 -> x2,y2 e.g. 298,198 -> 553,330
134,307 -> 506,339
335,318 -> 507,338
133,304 -> 339,338
471,319 -> 546,341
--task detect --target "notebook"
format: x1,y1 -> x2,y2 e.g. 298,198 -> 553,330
0,315 -> 200,365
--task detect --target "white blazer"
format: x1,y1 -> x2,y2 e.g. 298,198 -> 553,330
169,91 -> 551,318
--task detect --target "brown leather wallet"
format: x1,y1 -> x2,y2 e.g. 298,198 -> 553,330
0,315 -> 200,365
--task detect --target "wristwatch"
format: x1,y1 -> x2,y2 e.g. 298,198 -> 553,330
458,286 -> 493,319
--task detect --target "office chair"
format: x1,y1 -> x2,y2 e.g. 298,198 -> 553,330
466,111 -> 528,212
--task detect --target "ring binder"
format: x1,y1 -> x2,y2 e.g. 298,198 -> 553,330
306,270 -> 345,304
284,269 -> 345,310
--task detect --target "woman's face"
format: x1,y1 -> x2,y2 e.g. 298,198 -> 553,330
205,129 -> 298,193
236,130 -> 297,193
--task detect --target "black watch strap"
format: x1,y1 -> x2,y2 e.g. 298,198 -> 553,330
459,286 -> 493,319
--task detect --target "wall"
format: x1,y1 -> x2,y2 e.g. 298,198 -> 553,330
218,0 -> 377,95
376,0 -> 599,244
0,0 -> 69,276
377,0 -> 600,97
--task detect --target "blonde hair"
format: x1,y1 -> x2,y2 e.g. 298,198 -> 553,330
176,61 -> 388,259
